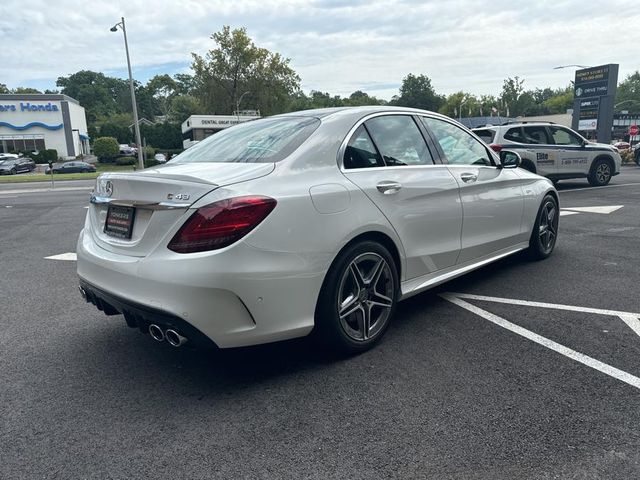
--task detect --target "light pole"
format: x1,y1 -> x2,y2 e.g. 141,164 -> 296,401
236,91 -> 251,122
111,17 -> 144,170
553,64 -> 592,70
614,100 -> 640,110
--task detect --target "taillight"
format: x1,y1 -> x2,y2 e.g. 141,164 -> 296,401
168,196 -> 277,253
489,144 -> 503,153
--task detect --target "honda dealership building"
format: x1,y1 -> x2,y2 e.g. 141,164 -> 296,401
0,94 -> 90,158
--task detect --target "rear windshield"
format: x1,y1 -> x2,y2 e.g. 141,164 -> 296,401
171,116 -> 320,164
473,129 -> 496,144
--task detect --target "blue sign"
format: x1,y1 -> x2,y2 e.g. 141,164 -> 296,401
0,102 -> 60,112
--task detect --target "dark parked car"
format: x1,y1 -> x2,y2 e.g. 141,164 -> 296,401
45,161 -> 96,174
0,156 -> 36,175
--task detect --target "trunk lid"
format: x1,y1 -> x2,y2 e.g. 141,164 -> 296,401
88,162 -> 274,257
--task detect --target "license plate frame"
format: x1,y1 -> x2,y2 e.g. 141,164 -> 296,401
104,205 -> 136,239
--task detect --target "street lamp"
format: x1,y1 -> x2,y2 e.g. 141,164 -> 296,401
110,17 -> 144,170
614,100 -> 640,110
553,64 -> 592,70
236,91 -> 251,121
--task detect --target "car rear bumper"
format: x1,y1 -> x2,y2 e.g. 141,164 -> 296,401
77,227 -> 328,348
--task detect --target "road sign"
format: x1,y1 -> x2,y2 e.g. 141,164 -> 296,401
629,124 -> 639,136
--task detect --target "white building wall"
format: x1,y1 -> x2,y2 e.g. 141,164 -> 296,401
0,95 -> 89,158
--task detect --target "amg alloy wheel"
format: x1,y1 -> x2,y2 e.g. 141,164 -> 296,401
528,195 -> 558,260
316,241 -> 398,354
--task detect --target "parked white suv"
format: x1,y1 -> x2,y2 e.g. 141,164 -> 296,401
473,123 -> 622,186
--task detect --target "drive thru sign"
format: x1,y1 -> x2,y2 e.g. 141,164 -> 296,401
629,125 -> 639,136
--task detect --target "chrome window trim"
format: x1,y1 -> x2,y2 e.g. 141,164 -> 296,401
337,111 -> 442,172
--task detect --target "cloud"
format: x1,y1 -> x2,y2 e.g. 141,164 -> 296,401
1,0 -> 639,101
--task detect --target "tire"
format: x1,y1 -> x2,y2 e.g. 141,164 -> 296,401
10,168 -> 16,175
635,151 -> 640,166
315,241 -> 399,354
527,194 -> 559,260
521,160 -> 536,174
588,158 -> 612,186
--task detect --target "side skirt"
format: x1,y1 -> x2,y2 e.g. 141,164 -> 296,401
399,243 -> 529,300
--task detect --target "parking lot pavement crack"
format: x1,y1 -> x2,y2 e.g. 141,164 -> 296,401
439,293 -> 640,391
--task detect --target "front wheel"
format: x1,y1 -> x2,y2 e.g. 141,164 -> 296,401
588,159 -> 612,186
527,194 -> 559,260
315,241 -> 398,354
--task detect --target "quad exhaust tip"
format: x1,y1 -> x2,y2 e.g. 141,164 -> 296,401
165,329 -> 188,347
149,324 -> 165,342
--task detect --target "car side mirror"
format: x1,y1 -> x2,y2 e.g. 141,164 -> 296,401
499,150 -> 521,169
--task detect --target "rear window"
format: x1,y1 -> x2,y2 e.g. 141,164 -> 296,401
171,116 -> 320,164
473,129 -> 496,144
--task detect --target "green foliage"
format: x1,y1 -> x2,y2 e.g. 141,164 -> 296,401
170,94 -> 204,123
191,26 -> 301,115
30,149 -> 58,163
139,122 -> 182,149
144,158 -> 162,168
615,71 -> 640,113
116,156 -> 136,165
57,71 -> 130,123
143,146 -> 155,158
98,113 -> 133,144
390,74 -> 445,111
93,137 -> 119,161
0,83 -> 9,93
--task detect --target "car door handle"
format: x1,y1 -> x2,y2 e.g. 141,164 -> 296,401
376,181 -> 402,194
460,173 -> 478,183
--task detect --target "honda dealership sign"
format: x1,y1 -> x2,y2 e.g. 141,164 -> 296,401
571,64 -> 618,143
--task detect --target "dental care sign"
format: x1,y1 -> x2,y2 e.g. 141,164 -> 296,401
0,102 -> 60,112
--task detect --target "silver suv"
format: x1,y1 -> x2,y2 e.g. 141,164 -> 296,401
472,122 -> 622,186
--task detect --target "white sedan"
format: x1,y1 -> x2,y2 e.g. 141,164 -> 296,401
77,106 -> 558,353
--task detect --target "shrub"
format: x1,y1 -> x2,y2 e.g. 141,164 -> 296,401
116,156 -> 136,166
18,149 -> 58,163
93,137 -> 119,162
143,146 -> 155,159
144,158 -> 161,168
620,150 -> 635,165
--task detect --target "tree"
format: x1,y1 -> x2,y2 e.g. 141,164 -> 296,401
92,137 -> 119,161
0,83 -> 9,93
344,90 -> 386,106
146,74 -> 178,118
12,87 -> 42,94
615,71 -> 640,113
390,74 -> 444,111
169,95 -> 204,124
439,92 -> 479,118
191,26 -> 301,115
98,113 -> 134,144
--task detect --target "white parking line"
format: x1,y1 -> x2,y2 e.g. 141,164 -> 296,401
446,292 -> 640,320
441,293 -> 640,391
44,253 -> 77,261
559,210 -> 580,217
558,182 -> 640,193
562,205 -> 624,214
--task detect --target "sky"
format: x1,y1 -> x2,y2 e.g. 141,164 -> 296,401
2,0 -> 640,101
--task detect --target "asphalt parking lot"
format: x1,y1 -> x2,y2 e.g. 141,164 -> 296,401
1,168 -> 639,479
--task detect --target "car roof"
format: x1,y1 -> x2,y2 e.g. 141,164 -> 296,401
473,122 -> 566,130
276,105 -> 450,123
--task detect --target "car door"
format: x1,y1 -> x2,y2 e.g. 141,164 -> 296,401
519,126 -> 557,176
547,125 -> 590,176
420,116 -> 526,264
340,114 -> 463,280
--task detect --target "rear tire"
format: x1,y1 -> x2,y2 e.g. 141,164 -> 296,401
315,241 -> 399,354
588,158 -> 612,186
527,194 -> 559,260
10,168 -> 16,175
